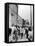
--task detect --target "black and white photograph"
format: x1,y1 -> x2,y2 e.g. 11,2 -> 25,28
5,3 -> 34,43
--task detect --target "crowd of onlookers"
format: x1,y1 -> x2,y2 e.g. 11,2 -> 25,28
9,24 -> 33,42
9,18 -> 33,42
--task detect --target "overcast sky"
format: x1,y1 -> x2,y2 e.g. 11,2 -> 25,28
18,5 -> 30,21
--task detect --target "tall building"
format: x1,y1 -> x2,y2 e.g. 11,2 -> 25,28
9,4 -> 18,28
30,6 -> 33,27
9,4 -> 23,28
